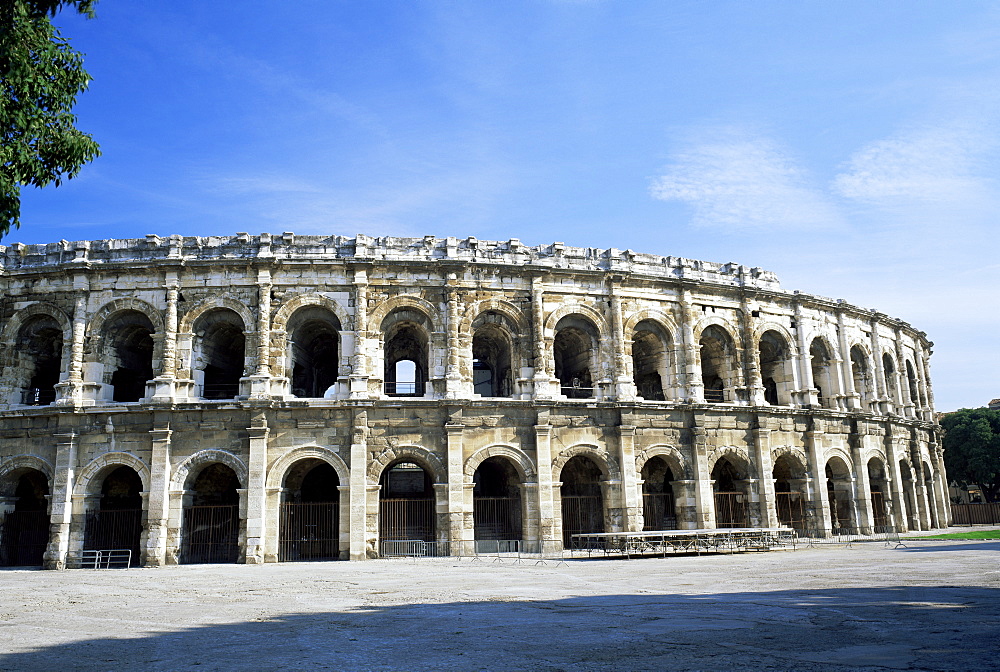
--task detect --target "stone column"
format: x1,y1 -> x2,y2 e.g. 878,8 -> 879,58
837,308 -> 861,410
617,423 -> 642,531
915,343 -> 932,420
932,441 -> 950,526
348,409 -> 370,559
805,429 -> 831,536
150,279 -> 181,402
752,421 -> 778,528
445,422 -> 471,555
533,421 -> 560,553
243,415 -> 269,563
144,425 -> 172,566
793,301 -> 816,407
741,295 -> 764,406
920,348 -> 936,419
444,283 -> 464,399
869,321 -> 888,414
894,329 -> 914,417
350,268 -> 370,398
44,432 -> 77,569
679,289 -> 701,403
531,276 -> 555,399
912,444 -> 931,530
245,270 -> 272,399
264,486 -> 283,562
608,279 -> 636,400
55,293 -> 88,406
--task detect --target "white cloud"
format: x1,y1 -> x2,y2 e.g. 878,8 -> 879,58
650,132 -> 843,231
832,123 -> 998,207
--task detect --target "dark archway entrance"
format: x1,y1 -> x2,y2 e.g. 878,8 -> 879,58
712,458 -> 749,528
641,456 -> 677,530
868,459 -> 891,530
279,460 -> 340,562
473,457 -> 522,547
560,455 -> 604,547
772,455 -> 807,534
826,458 -> 855,534
181,463 -> 240,564
84,466 -> 143,566
379,462 -> 435,544
0,469 -> 49,567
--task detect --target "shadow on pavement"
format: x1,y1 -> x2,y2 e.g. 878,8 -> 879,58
2,585 -> 998,671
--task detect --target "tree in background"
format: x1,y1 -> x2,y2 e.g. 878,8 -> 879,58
0,0 -> 100,240
942,407 -> 1000,502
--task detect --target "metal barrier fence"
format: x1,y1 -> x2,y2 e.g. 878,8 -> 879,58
180,504 -> 239,564
951,502 -> 1000,525
570,528 -> 798,558
714,492 -> 749,528
0,510 -> 48,567
379,539 -> 451,557
642,493 -> 678,531
76,549 -> 132,569
801,525 -> 903,548
380,497 -> 434,542
473,496 -> 521,541
561,495 -> 603,546
84,509 -> 143,567
20,388 -> 56,405
774,492 -> 807,534
279,502 -> 339,562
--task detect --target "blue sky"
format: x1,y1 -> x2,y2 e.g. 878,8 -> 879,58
11,1 -> 999,411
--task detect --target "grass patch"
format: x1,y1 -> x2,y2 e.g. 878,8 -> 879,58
904,530 -> 1000,540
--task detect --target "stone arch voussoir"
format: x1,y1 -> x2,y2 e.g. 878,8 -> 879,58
368,444 -> 446,485
74,451 -> 151,497
171,449 -> 248,491
266,446 -> 349,490
552,443 -> 621,482
635,445 -> 689,480
464,444 -> 537,482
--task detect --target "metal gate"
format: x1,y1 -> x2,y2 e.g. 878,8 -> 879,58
84,509 -> 143,566
473,496 -> 521,541
279,502 -> 339,562
181,504 -> 239,564
870,490 -> 890,528
775,492 -> 807,533
714,491 -> 748,528
561,494 -> 603,547
0,510 -> 49,567
379,498 -> 434,541
642,493 -> 677,531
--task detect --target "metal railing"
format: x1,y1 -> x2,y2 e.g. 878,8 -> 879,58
704,388 -> 725,403
20,388 -> 56,406
774,492 -> 808,534
560,385 -> 595,399
0,510 -> 49,567
561,494 -> 603,546
77,549 -> 132,569
379,498 -> 434,542
473,496 -> 522,541
84,509 -> 143,567
714,491 -> 749,528
642,493 -> 678,531
279,502 -> 340,562
384,381 -> 424,397
379,539 -> 451,557
202,383 -> 240,400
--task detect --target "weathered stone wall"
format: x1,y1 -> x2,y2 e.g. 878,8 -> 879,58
0,234 -> 947,567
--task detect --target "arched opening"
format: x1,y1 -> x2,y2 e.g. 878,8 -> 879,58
882,353 -> 898,407
850,346 -> 873,411
898,461 -> 917,530
641,456 -> 677,530
699,325 -> 735,404
84,466 -> 143,566
825,458 -> 854,534
15,315 -> 63,405
772,455 -> 807,533
103,311 -> 155,402
0,468 -> 49,567
905,360 -> 919,412
712,457 -> 749,527
631,321 -> 671,401
383,313 -> 429,397
923,462 -> 938,529
867,459 -> 891,530
560,455 -> 604,547
288,308 -> 341,398
379,461 -> 435,546
195,310 -> 245,400
810,339 -> 834,408
758,331 -> 793,406
279,460 -> 340,562
554,316 -> 599,399
472,319 -> 513,398
473,457 -> 522,546
180,463 -> 240,564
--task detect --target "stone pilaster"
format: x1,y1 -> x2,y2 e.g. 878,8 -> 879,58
752,422 -> 778,527
690,414 -> 713,528
243,415 -> 269,563
445,422 -> 471,554
883,424 -> 908,532
617,423 -> 642,531
150,279 -> 180,401
531,276 -> 555,399
350,268 -> 370,398
608,279 -> 636,401
348,409 -> 370,559
144,426 -> 172,565
849,427 -> 874,534
43,432 -> 77,569
245,269 -> 272,399
679,290 -> 701,403
805,429 -> 831,536
444,283 -> 464,399
533,422 -> 560,553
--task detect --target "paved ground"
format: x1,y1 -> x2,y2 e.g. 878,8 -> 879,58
1,531 -> 999,671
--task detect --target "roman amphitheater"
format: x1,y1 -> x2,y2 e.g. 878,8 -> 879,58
0,233 -> 947,568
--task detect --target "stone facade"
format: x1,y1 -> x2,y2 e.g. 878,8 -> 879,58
0,233 -> 948,568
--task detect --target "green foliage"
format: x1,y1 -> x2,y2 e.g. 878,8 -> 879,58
942,407 -> 1000,502
905,530 -> 1000,540
0,0 -> 100,240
